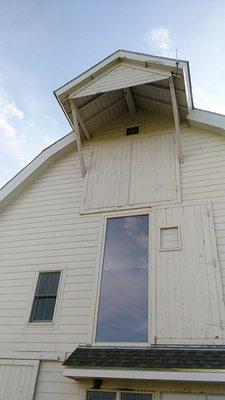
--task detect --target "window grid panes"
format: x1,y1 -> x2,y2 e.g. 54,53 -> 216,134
87,392 -> 116,400
87,391 -> 152,400
96,215 -> 149,342
30,271 -> 60,322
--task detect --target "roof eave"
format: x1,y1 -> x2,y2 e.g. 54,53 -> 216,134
62,367 -> 225,382
188,108 -> 225,135
54,50 -> 190,98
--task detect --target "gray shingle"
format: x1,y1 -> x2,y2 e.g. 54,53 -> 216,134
63,346 -> 225,369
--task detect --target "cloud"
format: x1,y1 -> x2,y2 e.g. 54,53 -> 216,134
144,27 -> 175,58
0,78 -> 64,188
0,84 -> 25,151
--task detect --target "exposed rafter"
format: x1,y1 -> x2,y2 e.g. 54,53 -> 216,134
147,82 -> 186,94
122,88 -> 136,114
169,76 -> 183,163
133,93 -> 187,112
69,100 -> 86,177
85,96 -> 124,125
78,93 -> 106,111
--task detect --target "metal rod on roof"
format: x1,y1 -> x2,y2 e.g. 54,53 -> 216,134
169,76 -> 183,163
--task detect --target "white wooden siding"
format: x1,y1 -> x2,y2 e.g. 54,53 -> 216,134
0,359 -> 39,400
154,204 -> 224,343
1,112 -> 225,356
129,133 -> 178,205
0,147 -> 100,354
73,65 -> 169,98
83,137 -> 131,210
34,361 -> 81,400
163,395 -> 225,400
180,128 -> 225,324
83,132 -> 179,212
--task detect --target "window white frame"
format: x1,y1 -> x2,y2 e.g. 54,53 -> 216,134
90,209 -> 155,346
83,389 -> 154,400
24,266 -> 67,330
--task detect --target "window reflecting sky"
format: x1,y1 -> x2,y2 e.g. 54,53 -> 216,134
96,215 -> 149,342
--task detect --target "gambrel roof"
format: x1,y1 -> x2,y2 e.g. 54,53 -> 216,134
1,49 -> 225,205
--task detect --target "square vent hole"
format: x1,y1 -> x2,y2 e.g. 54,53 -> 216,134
126,125 -> 139,136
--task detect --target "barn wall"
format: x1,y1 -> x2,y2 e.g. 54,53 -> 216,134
0,112 -> 225,358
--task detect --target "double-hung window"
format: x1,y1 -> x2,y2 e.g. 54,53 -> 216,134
29,271 -> 61,322
96,214 -> 149,342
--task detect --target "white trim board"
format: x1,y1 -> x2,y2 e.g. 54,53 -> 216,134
54,50 -> 189,97
0,132 -> 75,205
62,367 -> 225,383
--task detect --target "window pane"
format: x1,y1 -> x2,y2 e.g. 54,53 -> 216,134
96,215 -> 149,342
32,297 -> 47,321
122,394 -> 152,400
37,273 -> 50,295
87,392 -> 116,400
44,297 -> 56,321
48,272 -> 60,294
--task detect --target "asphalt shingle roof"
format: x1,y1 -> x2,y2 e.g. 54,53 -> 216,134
63,347 -> 225,369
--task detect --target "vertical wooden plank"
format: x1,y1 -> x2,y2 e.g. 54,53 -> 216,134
0,361 -> 39,400
156,204 -> 222,342
129,133 -> 178,205
83,137 -> 131,211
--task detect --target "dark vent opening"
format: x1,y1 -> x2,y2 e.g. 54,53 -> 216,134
126,125 -> 139,136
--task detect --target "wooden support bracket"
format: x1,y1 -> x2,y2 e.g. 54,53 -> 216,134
123,87 -> 136,114
169,76 -> 183,163
73,104 -> 91,139
69,100 -> 86,177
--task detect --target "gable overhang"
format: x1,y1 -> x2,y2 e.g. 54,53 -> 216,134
1,50 -> 225,205
54,50 -> 191,169
54,50 -> 190,137
62,367 -> 225,383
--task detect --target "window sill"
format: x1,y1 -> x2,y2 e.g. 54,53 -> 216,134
23,320 -> 58,331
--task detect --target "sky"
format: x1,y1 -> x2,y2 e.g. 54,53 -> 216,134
0,0 -> 225,187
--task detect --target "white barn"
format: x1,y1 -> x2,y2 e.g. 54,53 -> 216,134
0,50 -> 225,399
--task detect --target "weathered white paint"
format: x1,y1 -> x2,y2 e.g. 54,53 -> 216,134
0,359 -> 39,400
34,361 -> 81,400
1,111 -> 225,397
83,131 -> 179,212
0,132 -> 75,205
55,50 -> 186,97
72,65 -> 170,98
154,204 -> 224,343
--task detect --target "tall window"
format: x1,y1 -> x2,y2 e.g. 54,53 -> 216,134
96,215 -> 149,342
30,271 -> 61,322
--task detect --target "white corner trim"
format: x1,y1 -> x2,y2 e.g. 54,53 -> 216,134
0,132 -> 75,204
62,367 -> 225,382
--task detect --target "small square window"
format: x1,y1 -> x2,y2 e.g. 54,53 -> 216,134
29,271 -> 61,322
160,226 -> 181,251
126,125 -> 139,135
